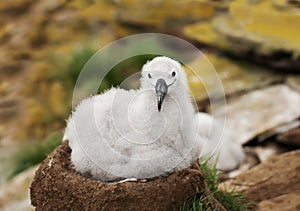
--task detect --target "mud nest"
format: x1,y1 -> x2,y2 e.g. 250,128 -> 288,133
30,141 -> 223,210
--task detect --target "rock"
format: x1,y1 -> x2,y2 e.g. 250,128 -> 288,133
253,142 -> 288,163
0,0 -> 32,13
256,119 -> 300,147
184,0 -> 300,71
219,150 -> 300,208
197,0 -> 231,10
228,147 -> 260,178
185,53 -> 282,103
0,165 -> 38,211
32,0 -> 66,13
257,120 -> 300,142
184,21 -> 228,50
228,0 -> 300,52
257,192 -> 300,211
229,142 -> 289,178
215,85 -> 300,144
114,0 -> 215,28
0,98 -> 18,120
277,127 -> 300,147
286,75 -> 300,93
30,141 -> 224,210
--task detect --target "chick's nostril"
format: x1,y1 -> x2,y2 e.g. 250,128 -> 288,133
155,79 -> 168,94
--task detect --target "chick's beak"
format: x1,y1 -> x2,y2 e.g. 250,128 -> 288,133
155,78 -> 168,112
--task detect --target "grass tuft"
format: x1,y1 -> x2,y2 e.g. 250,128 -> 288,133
180,192 -> 218,211
180,158 -> 251,211
214,190 -> 249,211
199,158 -> 219,193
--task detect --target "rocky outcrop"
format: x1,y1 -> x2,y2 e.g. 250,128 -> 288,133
277,127 -> 300,147
215,85 -> 300,145
184,0 -> 300,72
30,141 -> 224,210
219,150 -> 300,210
257,192 -> 300,211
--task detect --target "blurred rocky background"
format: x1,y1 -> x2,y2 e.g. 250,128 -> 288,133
0,0 -> 299,210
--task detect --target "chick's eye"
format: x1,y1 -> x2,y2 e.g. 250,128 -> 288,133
172,71 -> 176,77
148,73 -> 152,78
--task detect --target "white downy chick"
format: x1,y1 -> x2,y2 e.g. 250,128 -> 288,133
64,56 -> 245,182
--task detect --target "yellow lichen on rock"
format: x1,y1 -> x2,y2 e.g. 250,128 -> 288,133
21,62 -> 50,97
0,0 -> 32,12
79,0 -> 117,23
184,53 -> 282,102
0,25 -> 12,44
184,0 -> 300,69
230,0 -> 300,49
18,99 -> 46,139
184,21 -> 228,49
0,82 -> 8,96
49,82 -> 67,117
114,0 -> 215,27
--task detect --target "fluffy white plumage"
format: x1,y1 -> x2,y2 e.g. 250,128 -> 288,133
64,56 -> 245,182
